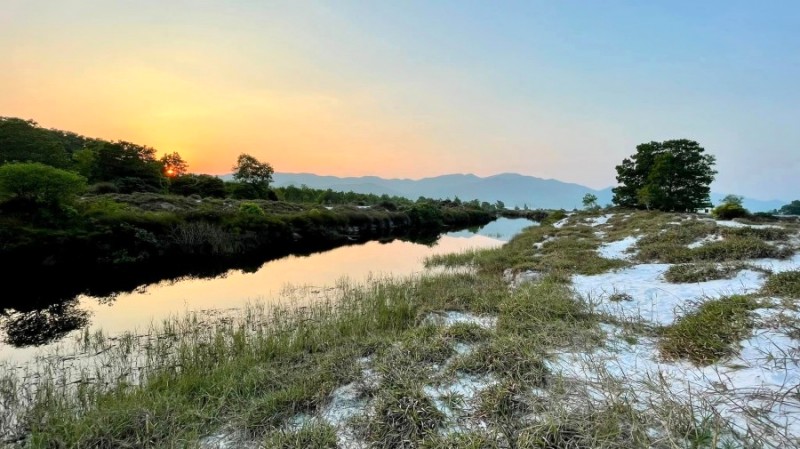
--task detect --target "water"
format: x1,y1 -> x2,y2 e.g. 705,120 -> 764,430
0,218 -> 536,364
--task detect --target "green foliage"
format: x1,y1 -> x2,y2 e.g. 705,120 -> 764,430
0,117 -> 72,168
232,153 -> 274,199
90,141 -> 165,191
159,152 -> 188,177
0,162 -> 87,206
612,139 -> 716,212
582,193 -> 599,210
169,174 -> 225,198
659,295 -> 757,364
238,202 -> 266,216
712,195 -> 749,220
779,200 -> 800,215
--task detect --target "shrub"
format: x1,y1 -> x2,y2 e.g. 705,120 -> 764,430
712,202 -> 749,220
168,174 -> 225,198
0,162 -> 87,207
87,182 -> 119,194
238,202 -> 265,216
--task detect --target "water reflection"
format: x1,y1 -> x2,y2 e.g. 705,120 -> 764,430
0,218 -> 535,360
2,302 -> 90,347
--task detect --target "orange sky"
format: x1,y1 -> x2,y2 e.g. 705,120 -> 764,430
2,1 -> 798,198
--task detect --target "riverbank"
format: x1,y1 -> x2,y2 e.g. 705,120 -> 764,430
3,209 -> 800,448
0,193 -> 501,305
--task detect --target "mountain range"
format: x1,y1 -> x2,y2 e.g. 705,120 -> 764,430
262,172 -> 787,212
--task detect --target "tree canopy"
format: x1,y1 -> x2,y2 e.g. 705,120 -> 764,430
232,153 -> 274,199
612,139 -> 716,212
779,200 -> 800,215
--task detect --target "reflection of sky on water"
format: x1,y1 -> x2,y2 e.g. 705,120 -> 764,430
446,218 -> 538,240
1,219 -> 535,363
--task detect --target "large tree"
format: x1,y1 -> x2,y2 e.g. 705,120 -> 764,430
612,139 -> 716,212
232,153 -> 274,199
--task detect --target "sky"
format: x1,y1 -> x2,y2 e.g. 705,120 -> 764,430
1,1 -> 798,200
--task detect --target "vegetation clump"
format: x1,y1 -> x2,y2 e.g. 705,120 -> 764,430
761,270 -> 800,298
659,295 -> 758,364
364,383 -> 445,448
664,263 -> 744,283
712,194 -> 749,220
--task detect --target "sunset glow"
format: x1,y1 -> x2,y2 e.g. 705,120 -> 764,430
2,1 -> 798,199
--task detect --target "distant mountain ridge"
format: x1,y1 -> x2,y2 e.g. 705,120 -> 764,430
265,172 -> 786,212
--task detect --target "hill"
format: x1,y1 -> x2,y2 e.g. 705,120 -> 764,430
269,172 -> 786,212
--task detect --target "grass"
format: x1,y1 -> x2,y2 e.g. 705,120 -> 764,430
362,382 -> 445,448
761,270 -> 800,298
265,423 -> 339,448
663,263 -> 745,283
4,208 -> 799,448
659,295 -> 759,364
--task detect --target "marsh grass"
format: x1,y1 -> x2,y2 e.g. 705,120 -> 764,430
659,295 -> 758,364
761,270 -> 800,298
265,423 -> 339,448
664,263 -> 745,283
4,209 -> 799,448
362,382 -> 445,448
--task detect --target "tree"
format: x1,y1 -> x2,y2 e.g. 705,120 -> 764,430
612,139 -> 716,212
778,200 -> 800,216
160,152 -> 188,178
232,153 -> 274,199
90,141 -> 164,191
0,162 -> 87,207
581,193 -> 598,210
0,117 -> 71,168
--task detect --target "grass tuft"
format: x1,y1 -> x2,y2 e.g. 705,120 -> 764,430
663,263 -> 744,283
265,423 -> 338,448
364,383 -> 445,448
659,295 -> 758,364
761,270 -> 800,298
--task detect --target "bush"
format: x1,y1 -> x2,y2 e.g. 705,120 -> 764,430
0,162 -> 87,207
238,202 -> 265,216
712,202 -> 749,220
168,174 -> 225,198
87,182 -> 119,194
114,176 -> 162,194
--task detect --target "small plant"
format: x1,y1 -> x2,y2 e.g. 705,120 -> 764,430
609,292 -> 633,302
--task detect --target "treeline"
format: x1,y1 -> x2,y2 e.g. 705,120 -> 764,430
0,117 -> 513,276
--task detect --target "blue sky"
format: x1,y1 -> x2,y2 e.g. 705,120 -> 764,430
2,1 -> 798,200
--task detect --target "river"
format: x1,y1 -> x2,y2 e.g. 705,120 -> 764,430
0,218 -> 537,364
